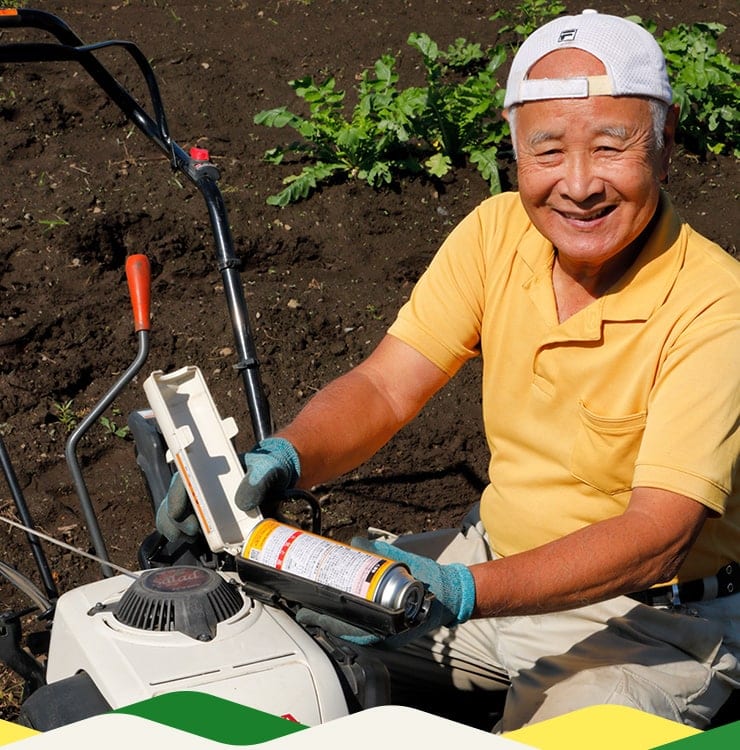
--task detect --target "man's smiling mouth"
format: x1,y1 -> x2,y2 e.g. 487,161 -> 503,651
558,206 -> 616,222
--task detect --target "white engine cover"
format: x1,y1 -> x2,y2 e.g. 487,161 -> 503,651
45,572 -> 349,727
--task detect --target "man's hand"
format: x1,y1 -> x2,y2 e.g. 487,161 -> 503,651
155,472 -> 200,544
296,538 -> 476,647
234,437 -> 301,512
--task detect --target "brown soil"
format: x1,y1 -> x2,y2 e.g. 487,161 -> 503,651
0,0 -> 737,720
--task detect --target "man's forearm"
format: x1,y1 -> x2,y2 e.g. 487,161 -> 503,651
470,488 -> 708,617
277,367 -> 405,488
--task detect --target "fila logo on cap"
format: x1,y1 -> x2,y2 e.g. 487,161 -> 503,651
557,29 -> 577,43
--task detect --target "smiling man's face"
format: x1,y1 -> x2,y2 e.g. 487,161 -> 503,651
512,48 -> 674,275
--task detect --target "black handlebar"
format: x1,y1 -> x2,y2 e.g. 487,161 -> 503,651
0,8 -> 273,442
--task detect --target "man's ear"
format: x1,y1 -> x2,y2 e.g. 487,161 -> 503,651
660,104 -> 680,182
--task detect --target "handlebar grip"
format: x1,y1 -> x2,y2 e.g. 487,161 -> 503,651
125,254 -> 151,332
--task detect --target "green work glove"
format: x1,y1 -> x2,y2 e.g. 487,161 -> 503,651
234,437 -> 301,512
296,537 -> 476,647
155,472 -> 200,544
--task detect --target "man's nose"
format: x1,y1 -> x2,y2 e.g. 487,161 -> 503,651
559,151 -> 605,203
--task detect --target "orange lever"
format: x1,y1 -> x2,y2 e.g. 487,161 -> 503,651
125,254 -> 151,332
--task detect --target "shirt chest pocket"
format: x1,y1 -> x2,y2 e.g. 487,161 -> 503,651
570,401 -> 647,495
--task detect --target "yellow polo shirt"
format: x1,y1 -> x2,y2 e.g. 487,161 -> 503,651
388,191 -> 740,581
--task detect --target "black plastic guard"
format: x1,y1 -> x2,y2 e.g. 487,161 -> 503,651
18,672 -> 112,731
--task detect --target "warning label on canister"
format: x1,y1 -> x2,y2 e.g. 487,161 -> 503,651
242,519 -> 395,601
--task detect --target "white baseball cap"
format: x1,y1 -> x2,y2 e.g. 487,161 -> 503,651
503,9 -> 672,108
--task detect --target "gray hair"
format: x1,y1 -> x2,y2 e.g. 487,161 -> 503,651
507,99 -> 670,159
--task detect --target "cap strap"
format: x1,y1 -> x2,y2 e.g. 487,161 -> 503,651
518,74 -> 613,102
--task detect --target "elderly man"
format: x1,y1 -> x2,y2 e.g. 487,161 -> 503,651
160,11 -> 740,730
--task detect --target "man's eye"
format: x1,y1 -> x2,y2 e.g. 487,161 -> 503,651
535,149 -> 562,160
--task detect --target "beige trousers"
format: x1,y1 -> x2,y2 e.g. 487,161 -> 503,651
370,506 -> 740,731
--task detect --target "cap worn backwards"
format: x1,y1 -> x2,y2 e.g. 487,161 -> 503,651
503,9 -> 672,109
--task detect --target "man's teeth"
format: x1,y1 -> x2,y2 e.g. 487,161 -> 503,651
563,207 -> 610,220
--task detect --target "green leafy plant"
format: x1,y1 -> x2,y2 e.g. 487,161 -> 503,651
406,33 -> 508,194
99,416 -> 130,439
38,215 -> 70,233
52,400 -> 78,433
254,34 -> 509,205
652,21 -> 738,157
99,409 -> 131,439
490,0 -> 566,40
0,87 -> 15,104
365,303 -> 384,321
255,55 -> 420,205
